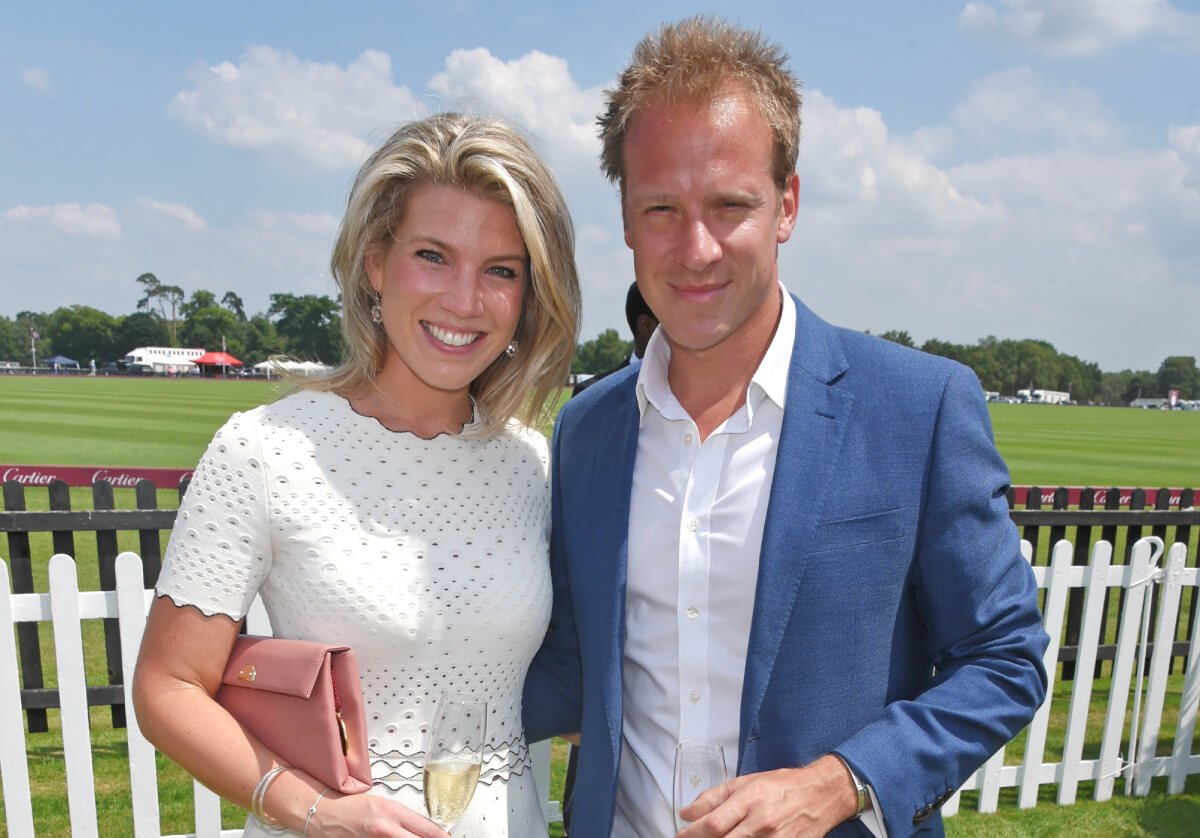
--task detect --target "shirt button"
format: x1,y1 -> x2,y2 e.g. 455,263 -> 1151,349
688,690 -> 701,704
688,519 -> 699,532
686,606 -> 699,619
683,433 -> 693,445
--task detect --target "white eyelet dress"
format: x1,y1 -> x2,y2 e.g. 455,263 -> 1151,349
155,391 -> 553,837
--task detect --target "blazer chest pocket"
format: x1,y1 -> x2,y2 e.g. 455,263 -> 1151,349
810,507 -> 907,555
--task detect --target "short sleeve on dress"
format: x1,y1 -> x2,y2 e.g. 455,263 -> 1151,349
155,409 -> 273,619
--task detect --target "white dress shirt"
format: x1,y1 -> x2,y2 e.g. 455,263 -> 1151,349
612,288 -> 885,837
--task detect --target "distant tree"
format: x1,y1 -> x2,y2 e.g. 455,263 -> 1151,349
179,305 -> 243,357
222,291 -> 247,321
240,313 -> 285,365
0,316 -> 27,363
135,272 -> 185,344
1099,370 -> 1135,406
878,329 -> 915,348
267,293 -> 343,363
1123,371 -> 1160,405
1157,356 -> 1199,400
46,305 -> 120,364
573,328 -> 631,375
115,311 -> 171,355
920,338 -> 971,365
14,312 -> 50,365
179,289 -> 218,321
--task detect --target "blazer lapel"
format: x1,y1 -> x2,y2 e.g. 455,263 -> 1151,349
739,298 -> 853,767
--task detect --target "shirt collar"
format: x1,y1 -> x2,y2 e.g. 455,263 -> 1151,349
636,284 -> 797,425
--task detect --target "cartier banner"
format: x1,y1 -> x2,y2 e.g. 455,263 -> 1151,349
1010,486 -> 1194,507
0,465 -> 192,489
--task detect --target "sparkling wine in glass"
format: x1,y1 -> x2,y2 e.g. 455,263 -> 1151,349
673,740 -> 729,831
423,693 -> 486,832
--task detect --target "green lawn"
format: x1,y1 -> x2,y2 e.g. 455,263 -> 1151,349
989,403 -> 1199,489
1,375 -> 1199,835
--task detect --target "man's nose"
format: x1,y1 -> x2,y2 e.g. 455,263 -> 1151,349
678,219 -> 722,272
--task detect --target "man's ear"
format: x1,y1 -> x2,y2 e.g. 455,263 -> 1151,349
777,174 -> 800,244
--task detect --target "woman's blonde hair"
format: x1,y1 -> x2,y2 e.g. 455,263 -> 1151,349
299,113 -> 580,435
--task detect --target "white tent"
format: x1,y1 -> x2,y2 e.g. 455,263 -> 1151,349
252,359 -> 332,378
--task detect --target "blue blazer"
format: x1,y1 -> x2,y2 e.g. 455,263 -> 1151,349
524,296 -> 1048,836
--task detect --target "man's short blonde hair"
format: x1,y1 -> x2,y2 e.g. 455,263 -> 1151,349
598,16 -> 802,191
304,113 -> 580,435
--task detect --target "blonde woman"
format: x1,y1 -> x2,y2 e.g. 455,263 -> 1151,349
134,113 -> 580,837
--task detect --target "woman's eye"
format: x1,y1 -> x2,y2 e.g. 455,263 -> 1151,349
489,265 -> 519,280
416,249 -> 445,264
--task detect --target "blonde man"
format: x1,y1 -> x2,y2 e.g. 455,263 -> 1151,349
525,18 -> 1047,838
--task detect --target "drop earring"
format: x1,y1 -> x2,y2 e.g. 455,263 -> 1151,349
370,292 -> 383,325
504,340 -> 518,358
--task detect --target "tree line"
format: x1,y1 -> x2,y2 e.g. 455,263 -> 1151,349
2,272 -> 1195,404
575,327 -> 1198,406
0,273 -> 344,369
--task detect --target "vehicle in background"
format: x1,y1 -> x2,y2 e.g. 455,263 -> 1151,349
122,347 -> 203,375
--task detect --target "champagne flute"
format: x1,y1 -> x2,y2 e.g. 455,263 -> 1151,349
423,693 -> 486,832
673,740 -> 729,831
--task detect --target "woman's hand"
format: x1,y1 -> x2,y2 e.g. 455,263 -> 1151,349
307,792 -> 449,838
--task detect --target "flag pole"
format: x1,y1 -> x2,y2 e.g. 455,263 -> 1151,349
30,328 -> 37,371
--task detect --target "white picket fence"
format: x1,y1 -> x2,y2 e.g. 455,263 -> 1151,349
2,540 -> 1199,835
944,536 -> 1200,815
0,552 -> 559,837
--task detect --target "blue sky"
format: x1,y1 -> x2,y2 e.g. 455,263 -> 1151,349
3,0 -> 1198,372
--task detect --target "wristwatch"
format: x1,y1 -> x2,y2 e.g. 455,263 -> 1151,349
833,754 -> 871,819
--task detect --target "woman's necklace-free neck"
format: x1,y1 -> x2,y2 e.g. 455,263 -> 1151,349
356,379 -> 473,439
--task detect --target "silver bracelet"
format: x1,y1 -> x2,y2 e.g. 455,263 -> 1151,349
303,786 -> 333,837
251,765 -> 291,832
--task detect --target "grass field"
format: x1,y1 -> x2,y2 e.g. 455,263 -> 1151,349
1,374 -> 1199,835
3,376 -> 1197,488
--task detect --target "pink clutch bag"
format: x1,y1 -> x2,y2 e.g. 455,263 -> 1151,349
216,636 -> 372,794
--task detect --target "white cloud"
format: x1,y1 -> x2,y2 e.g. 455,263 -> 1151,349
959,0 -> 1200,55
168,47 -> 419,168
428,48 -> 607,166
1170,124 -> 1200,157
778,68 -> 1200,372
951,67 -> 1118,146
168,45 -> 607,180
2,203 -> 121,240
20,67 -> 52,94
245,209 -> 340,238
138,197 -> 207,230
799,90 -> 1001,232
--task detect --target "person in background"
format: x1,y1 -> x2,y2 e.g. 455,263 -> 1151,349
134,112 -> 580,838
572,282 -> 658,396
525,16 -> 1048,838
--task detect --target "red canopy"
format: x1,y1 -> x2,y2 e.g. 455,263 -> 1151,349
194,351 -> 243,367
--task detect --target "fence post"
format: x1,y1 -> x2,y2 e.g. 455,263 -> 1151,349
0,559 -> 36,836
92,479 -> 126,727
1134,542 -> 1186,795
1181,488 -> 1198,671
1021,486 -> 1044,561
135,481 -> 164,586
1019,540 -> 1072,808
2,481 -> 47,732
49,554 -> 100,836
1058,540 -> 1112,804
1170,548 -> 1200,794
116,552 -> 162,837
1095,540 -> 1153,801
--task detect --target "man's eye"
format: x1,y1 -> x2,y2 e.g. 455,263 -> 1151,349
416,249 -> 445,264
